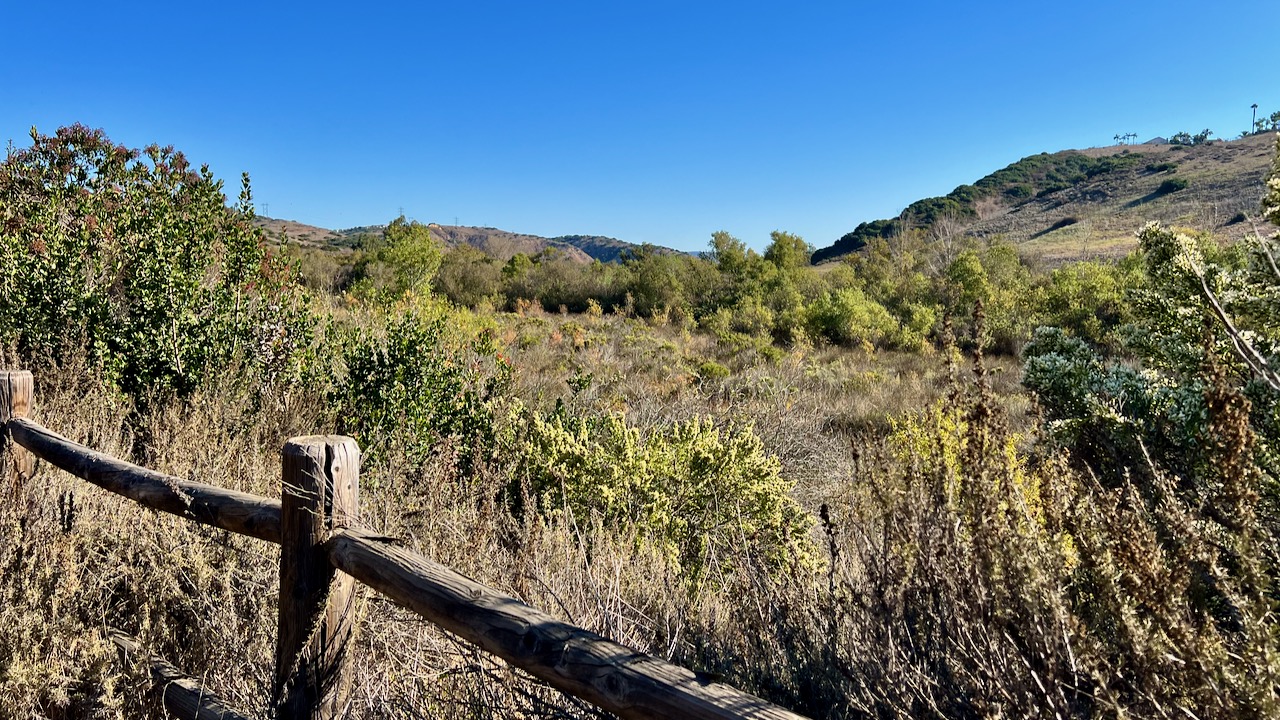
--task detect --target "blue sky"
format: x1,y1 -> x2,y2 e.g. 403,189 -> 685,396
4,1 -> 1278,253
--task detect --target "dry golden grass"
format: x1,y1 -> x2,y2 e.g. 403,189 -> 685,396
5,312 -> 1272,719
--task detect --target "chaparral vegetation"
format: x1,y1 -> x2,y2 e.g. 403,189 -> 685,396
1,124 -> 1278,718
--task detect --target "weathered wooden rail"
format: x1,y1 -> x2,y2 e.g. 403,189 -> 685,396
0,370 -> 809,720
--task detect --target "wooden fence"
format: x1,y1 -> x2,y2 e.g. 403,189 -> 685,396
0,370 -> 809,720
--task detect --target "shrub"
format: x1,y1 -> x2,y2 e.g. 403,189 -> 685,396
729,294 -> 774,337
1003,183 -> 1033,200
435,245 -> 503,308
805,288 -> 897,347
696,360 -> 731,382
1036,259 -> 1136,347
517,412 -> 813,582
892,302 -> 939,352
334,310 -> 511,471
0,125 -> 311,399
1157,177 -> 1189,194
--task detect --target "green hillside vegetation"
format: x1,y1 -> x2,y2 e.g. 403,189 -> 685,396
813,150 -> 1152,263
814,132 -> 1276,265
2,125 -> 1279,718
298,219 -> 1137,356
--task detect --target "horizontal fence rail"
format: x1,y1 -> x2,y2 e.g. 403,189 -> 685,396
0,370 -> 810,720
328,528 -> 804,719
110,629 -> 252,720
8,417 -> 282,543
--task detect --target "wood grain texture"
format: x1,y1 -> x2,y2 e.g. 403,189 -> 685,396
5,417 -> 281,542
0,370 -> 34,485
326,529 -> 810,720
275,436 -> 359,719
109,629 -> 251,720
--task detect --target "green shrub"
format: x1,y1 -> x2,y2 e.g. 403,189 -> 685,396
1003,183 -> 1033,200
729,295 -> 774,337
435,245 -> 503,308
1036,259 -> 1136,346
696,360 -> 731,382
334,310 -> 511,471
805,288 -> 897,347
892,302 -> 939,351
0,125 -> 311,399
517,412 -> 813,582
1157,177 -> 1189,194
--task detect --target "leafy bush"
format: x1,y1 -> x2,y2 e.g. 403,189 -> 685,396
696,360 -> 731,382
0,125 -> 311,398
435,245 -> 503,308
1157,177 -> 1189,194
334,310 -> 511,470
1003,183 -> 1033,200
347,216 -> 444,304
1036,259 -> 1137,347
805,288 -> 897,347
516,412 -> 813,582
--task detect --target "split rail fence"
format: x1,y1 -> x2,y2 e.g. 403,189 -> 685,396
0,370 -> 809,720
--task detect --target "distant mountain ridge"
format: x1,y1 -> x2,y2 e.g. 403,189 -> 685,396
255,217 -> 673,263
814,132 -> 1277,265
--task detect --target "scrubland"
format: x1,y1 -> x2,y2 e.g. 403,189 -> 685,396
1,126 -> 1279,719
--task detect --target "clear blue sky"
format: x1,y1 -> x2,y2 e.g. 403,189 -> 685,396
4,1 -> 1278,253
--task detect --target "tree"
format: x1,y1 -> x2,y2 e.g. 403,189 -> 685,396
435,245 -> 502,308
349,216 -> 443,302
0,125 -> 310,397
763,230 -> 812,272
708,230 -> 749,275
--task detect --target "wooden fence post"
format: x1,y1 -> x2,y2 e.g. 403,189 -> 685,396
274,436 -> 359,719
0,370 -> 34,489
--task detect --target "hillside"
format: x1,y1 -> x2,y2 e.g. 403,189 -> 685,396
427,224 -> 678,263
254,216 -> 351,248
814,132 -> 1277,264
256,217 -> 665,263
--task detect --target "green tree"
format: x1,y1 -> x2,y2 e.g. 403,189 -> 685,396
435,245 -> 503,308
349,216 -> 443,302
0,125 -> 310,397
763,230 -> 812,272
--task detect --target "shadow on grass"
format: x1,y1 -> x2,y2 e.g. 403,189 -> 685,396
1030,217 -> 1079,240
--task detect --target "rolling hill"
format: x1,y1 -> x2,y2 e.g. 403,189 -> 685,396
814,132 -> 1277,265
254,217 -> 670,263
